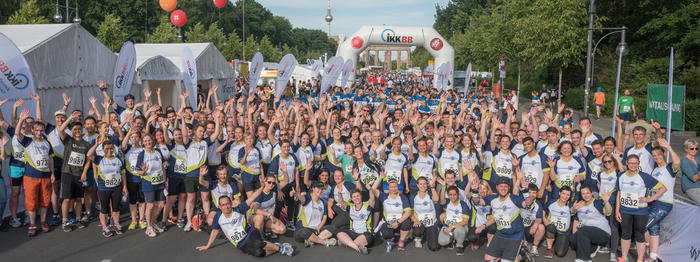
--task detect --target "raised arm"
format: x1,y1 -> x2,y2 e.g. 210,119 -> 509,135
30,93 -> 42,123
15,109 -> 29,141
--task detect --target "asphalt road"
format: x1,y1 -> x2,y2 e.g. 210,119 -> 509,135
0,212 -> 632,262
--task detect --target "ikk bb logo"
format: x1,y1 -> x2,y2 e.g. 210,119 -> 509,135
114,63 -> 131,89
0,59 -> 29,90
186,60 -> 195,78
380,29 -> 413,44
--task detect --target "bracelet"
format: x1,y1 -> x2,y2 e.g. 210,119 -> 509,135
442,186 -> 447,189
424,120 -> 429,124
413,124 -> 419,128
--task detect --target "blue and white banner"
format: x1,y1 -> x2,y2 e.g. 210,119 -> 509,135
311,59 -> 323,78
658,199 -> 700,261
465,62 -> 472,94
112,41 -> 136,108
436,62 -> 451,91
320,56 -> 344,94
248,52 -> 264,95
339,59 -> 354,89
275,53 -> 298,97
424,64 -> 434,76
181,47 -> 198,108
0,33 -> 36,122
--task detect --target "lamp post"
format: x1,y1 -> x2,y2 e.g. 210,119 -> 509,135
610,28 -> 628,139
53,0 -> 81,24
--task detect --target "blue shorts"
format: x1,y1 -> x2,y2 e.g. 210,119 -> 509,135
619,113 -> 633,121
9,166 -> 25,179
646,205 -> 670,236
595,104 -> 603,108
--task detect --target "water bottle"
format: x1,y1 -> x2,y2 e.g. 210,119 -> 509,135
122,194 -> 128,203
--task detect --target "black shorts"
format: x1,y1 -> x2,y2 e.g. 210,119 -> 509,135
184,177 -> 199,194
167,177 -> 186,196
524,226 -> 534,243
294,225 -> 338,242
53,162 -> 62,181
486,235 -> 521,261
340,229 -> 374,246
126,182 -> 145,204
243,180 -> 261,192
143,189 -> 166,203
240,228 -> 266,257
10,177 -> 23,187
60,173 -> 85,199
97,189 -> 122,214
619,112 -> 633,122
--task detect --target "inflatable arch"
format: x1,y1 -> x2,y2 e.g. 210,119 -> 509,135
336,25 -> 454,89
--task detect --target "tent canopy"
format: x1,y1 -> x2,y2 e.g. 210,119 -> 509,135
134,43 -> 234,81
0,23 -> 117,125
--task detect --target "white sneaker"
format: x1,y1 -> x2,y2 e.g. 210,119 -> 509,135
183,221 -> 192,232
325,238 -> 337,247
530,245 -> 539,256
591,245 -> 601,258
414,237 -> 423,248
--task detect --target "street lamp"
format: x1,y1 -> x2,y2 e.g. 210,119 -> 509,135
610,27 -> 628,138
53,0 -> 81,24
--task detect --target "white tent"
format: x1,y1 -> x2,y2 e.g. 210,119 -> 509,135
132,43 -> 235,109
0,23 -> 117,123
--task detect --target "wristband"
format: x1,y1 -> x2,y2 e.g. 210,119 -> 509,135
442,186 -> 447,189
424,120 -> 429,124
413,124 -> 418,128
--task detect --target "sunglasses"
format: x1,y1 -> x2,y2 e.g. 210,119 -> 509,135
266,181 -> 276,185
689,147 -> 699,151
603,160 -> 614,164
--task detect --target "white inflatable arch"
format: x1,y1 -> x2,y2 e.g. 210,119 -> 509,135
336,25 -> 454,89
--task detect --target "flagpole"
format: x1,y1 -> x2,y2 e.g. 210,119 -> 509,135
666,47 -> 674,160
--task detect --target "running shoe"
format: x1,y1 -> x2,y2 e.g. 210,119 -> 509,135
77,220 -> 87,229
591,245 -> 601,258
128,221 -> 138,230
286,221 -> 296,231
610,253 -> 617,262
80,215 -> 89,224
69,216 -> 76,224
184,221 -> 193,232
145,227 -> 157,237
304,239 -> 314,248
325,238 -> 337,247
456,246 -> 465,256
281,243 -> 294,256
41,223 -> 49,233
414,237 -> 422,248
176,219 -> 186,229
191,215 -> 202,231
49,215 -> 60,226
530,245 -> 539,256
616,257 -> 628,262
168,216 -> 178,225
9,217 -> 22,228
139,220 -> 148,229
385,240 -> 392,253
23,215 -> 30,226
599,246 -> 610,254
471,243 -> 479,251
28,226 -> 37,237
545,248 -> 553,258
102,228 -> 115,237
358,246 -> 368,255
155,222 -> 166,233
397,240 -> 405,251
113,224 -> 123,235
62,221 -> 73,232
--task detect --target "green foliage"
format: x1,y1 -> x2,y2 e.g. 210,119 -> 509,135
258,35 -> 279,62
221,31 -> 243,61
96,13 -> 128,52
411,47 -> 431,70
147,16 -> 180,44
244,35 -> 258,61
184,22 -> 208,43
7,0 -> 49,24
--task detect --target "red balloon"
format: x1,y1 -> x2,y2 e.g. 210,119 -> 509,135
170,10 -> 187,27
159,0 -> 177,12
213,0 -> 226,8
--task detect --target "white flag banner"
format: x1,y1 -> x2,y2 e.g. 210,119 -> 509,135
248,52 -> 264,95
275,54 -> 298,97
658,199 -> 700,261
181,47 -> 198,108
424,64 -> 434,76
465,62 -> 472,94
339,59 -> 354,89
311,59 -> 323,79
112,41 -> 137,108
436,62 -> 451,91
320,56 -> 344,94
0,33 -> 36,122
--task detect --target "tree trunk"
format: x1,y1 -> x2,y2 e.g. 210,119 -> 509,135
557,66 -> 563,109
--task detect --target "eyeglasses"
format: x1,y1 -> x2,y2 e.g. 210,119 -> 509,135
603,160 -> 614,164
689,147 -> 699,151
266,181 -> 275,185
362,109 -> 370,112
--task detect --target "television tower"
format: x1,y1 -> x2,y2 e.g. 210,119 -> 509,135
325,0 -> 333,37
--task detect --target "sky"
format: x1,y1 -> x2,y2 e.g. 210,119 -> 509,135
256,0 -> 450,37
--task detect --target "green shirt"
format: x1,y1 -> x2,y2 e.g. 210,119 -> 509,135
338,154 -> 356,183
618,96 -> 634,113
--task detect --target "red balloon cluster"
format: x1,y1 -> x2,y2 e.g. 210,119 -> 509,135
170,10 -> 187,27
213,0 -> 226,8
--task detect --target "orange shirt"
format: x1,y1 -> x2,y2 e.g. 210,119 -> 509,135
594,91 -> 605,104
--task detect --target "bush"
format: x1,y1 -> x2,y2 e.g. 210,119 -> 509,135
563,87 -> 586,111
685,99 -> 700,131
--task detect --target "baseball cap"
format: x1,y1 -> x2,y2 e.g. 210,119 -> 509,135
54,110 -> 66,116
538,124 -> 548,133
124,94 -> 135,101
495,176 -> 511,186
311,181 -> 324,189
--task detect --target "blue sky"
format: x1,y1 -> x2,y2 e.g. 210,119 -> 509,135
256,0 -> 450,37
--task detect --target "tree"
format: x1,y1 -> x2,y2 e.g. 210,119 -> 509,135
7,0 -> 49,24
221,30 -> 243,60
258,35 -> 279,62
411,47 -> 432,69
244,35 -> 258,61
147,16 -> 180,43
184,22 -> 207,43
96,13 -> 128,52
205,22 -> 226,51
281,43 -> 298,59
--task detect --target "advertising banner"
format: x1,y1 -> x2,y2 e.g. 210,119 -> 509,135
275,54 -> 298,97
181,47 -> 198,108
646,84 -> 685,131
248,52 -> 264,94
0,33 -> 36,122
321,56 -> 344,94
112,41 -> 136,108
339,59 -> 354,89
658,199 -> 700,261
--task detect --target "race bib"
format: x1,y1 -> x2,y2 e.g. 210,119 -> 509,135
620,191 -> 641,208
386,170 -> 401,182
360,172 -> 377,186
67,151 -> 86,167
344,165 -> 353,174
174,158 -> 187,173
418,213 -> 436,227
149,171 -> 165,185
444,214 -> 461,227
622,105 -> 631,113
524,171 -> 538,184
386,214 -> 401,224
496,162 -> 512,178
103,172 -> 121,188
558,172 -> 575,188
229,225 -> 248,243
34,154 -> 49,170
444,163 -> 458,173
550,215 -> 570,232
494,213 -> 512,229
13,150 -> 24,161
522,213 -> 535,227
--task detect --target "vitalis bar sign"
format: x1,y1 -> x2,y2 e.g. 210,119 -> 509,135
381,29 -> 414,44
